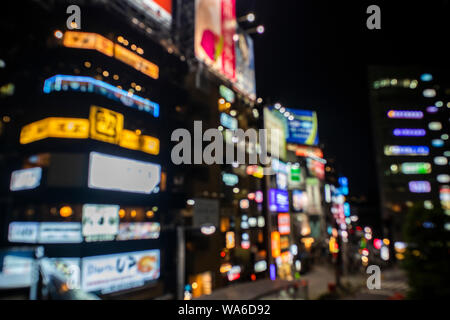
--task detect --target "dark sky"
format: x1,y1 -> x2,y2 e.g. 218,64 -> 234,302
237,0 -> 450,201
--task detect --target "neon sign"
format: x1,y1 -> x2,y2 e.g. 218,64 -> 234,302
384,145 -> 429,156
43,75 -> 159,117
409,181 -> 431,193
401,162 -> 431,174
387,110 -> 423,119
393,128 -> 426,137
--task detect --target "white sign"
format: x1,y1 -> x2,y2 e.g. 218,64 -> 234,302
116,222 -> 160,241
8,222 -> 39,243
81,250 -> 160,294
39,222 -> 83,243
10,167 -> 42,191
82,204 -> 120,241
88,152 -> 161,194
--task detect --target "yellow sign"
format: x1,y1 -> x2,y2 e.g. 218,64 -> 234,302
119,129 -> 140,151
114,44 -> 159,80
89,105 -> 124,144
141,135 -> 160,156
63,31 -> 158,79
20,109 -> 159,156
20,118 -> 89,144
63,31 -> 114,57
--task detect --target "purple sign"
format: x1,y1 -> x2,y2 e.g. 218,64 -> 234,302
268,189 -> 289,212
409,181 -> 431,193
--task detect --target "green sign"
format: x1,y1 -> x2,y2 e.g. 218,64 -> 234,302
219,85 -> 235,103
401,162 -> 431,174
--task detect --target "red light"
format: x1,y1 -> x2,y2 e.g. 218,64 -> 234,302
220,251 -> 226,258
373,238 -> 382,250
251,274 -> 256,281
356,226 -> 362,231
248,193 -> 256,201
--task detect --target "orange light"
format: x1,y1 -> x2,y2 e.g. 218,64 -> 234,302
271,231 -> 281,258
146,210 -> 154,218
119,209 -> 126,218
59,206 -> 73,218
131,210 -> 137,218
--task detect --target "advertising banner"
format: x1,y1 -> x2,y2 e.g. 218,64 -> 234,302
195,0 -> 236,81
81,250 -> 160,294
285,108 -> 319,146
82,204 -> 120,242
88,152 -> 161,194
235,30 -> 256,99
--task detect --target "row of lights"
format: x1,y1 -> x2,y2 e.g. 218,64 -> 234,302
48,206 -> 158,218
274,103 -> 295,121
117,36 -> 144,55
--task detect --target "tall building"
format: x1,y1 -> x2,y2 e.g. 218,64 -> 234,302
369,66 -> 450,243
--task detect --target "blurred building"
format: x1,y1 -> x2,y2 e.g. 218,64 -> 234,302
369,66 -> 450,243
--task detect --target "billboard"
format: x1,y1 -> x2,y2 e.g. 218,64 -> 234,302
125,0 -> 172,28
235,30 -> 256,99
277,213 -> 291,235
292,190 -> 308,212
88,152 -> 161,194
81,250 -> 160,294
82,204 -> 120,242
285,108 -> 319,146
195,0 -> 236,81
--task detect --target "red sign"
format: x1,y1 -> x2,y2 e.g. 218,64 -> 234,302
277,213 -> 291,235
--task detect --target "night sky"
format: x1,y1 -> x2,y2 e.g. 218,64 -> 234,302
237,0 -> 450,201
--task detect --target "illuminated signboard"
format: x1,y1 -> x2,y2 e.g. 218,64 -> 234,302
43,75 -> 159,117
277,213 -> 291,235
401,162 -> 432,174
81,250 -> 160,294
393,128 -> 426,137
384,145 -> 429,156
263,108 -> 287,160
8,222 -> 39,243
19,115 -> 160,156
284,108 -> 319,146
268,189 -> 289,212
195,0 -> 236,82
10,167 -> 42,191
219,85 -> 235,103
227,266 -> 241,282
234,29 -> 256,99
116,222 -> 160,241
440,186 -> 450,210
222,173 -> 239,186
125,0 -> 172,28
271,231 -> 281,258
89,105 -> 124,144
437,175 -> 450,184
387,110 -> 423,119
292,190 -> 308,212
287,144 -> 323,159
39,222 -> 83,243
254,260 -> 267,273
271,158 -> 288,174
220,113 -> 238,130
276,172 -> 288,190
409,181 -> 431,193
63,31 -> 159,79
82,204 -> 120,242
20,118 -> 89,144
88,152 -> 161,194
307,158 -> 325,180
246,165 -> 264,179
288,164 -> 302,189
226,231 -> 235,249
432,139 -> 444,147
